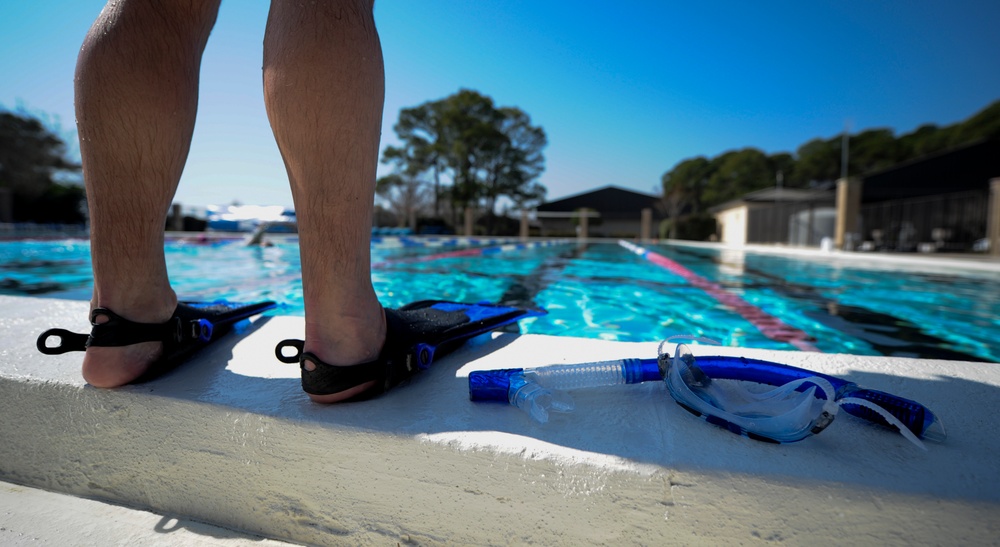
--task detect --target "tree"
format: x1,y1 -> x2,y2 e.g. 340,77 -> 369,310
656,98 -> 1000,229
795,137 -> 841,185
381,89 -> 547,234
0,108 -> 84,223
437,89 -> 500,219
702,148 -> 772,206
375,173 -> 431,230
767,152 -> 799,188
661,156 -> 710,238
480,106 -> 547,232
898,124 -> 947,158
849,128 -> 900,175
949,99 -> 1000,145
382,101 -> 447,215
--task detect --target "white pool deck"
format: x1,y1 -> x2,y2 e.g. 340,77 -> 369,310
2,264 -> 1000,545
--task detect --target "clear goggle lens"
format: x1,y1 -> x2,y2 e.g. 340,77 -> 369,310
660,343 -> 929,449
663,343 -> 840,444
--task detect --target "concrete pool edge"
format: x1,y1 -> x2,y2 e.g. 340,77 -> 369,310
3,295 -> 999,544
0,479 -> 293,546
650,237 -> 1000,273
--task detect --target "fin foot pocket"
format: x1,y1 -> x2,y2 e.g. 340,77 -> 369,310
279,300 -> 545,401
35,299 -> 276,383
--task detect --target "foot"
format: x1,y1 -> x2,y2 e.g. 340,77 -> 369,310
301,306 -> 387,403
81,292 -> 177,388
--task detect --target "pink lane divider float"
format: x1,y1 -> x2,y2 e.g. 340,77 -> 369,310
618,240 -> 820,352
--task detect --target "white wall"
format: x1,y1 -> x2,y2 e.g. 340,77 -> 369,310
715,205 -> 748,246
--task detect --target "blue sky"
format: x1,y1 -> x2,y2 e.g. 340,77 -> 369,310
2,1 -> 999,208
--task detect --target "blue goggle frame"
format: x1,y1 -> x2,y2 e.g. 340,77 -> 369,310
660,346 -> 945,446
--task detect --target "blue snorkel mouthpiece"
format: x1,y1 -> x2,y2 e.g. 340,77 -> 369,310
469,359 -> 661,422
468,368 -> 574,423
469,368 -> 520,403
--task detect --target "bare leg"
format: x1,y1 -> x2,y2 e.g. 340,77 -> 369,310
76,0 -> 221,387
264,0 -> 386,402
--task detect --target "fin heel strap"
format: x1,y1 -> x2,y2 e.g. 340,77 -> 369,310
275,339 -> 304,363
36,308 -> 180,355
35,306 -> 215,355
275,336 -> 415,400
275,309 -> 421,400
36,329 -> 89,355
87,308 -> 202,348
301,351 -> 386,398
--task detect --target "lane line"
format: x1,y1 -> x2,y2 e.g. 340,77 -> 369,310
619,240 -> 820,352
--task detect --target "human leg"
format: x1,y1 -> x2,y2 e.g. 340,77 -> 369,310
75,0 -> 222,387
263,0 -> 385,402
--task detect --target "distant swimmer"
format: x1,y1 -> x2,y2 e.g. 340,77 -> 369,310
245,220 -> 297,247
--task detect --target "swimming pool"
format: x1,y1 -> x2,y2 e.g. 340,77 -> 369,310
3,237 -> 998,362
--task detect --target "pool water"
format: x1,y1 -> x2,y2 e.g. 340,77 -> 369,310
3,238 -> 998,362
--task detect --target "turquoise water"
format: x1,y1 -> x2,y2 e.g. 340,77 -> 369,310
2,238 -> 998,362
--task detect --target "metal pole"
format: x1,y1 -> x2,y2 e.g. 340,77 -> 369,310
841,123 -> 850,180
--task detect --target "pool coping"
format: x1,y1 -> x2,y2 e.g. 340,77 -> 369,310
651,238 -> 1000,273
3,295 -> 999,544
0,480 -> 293,546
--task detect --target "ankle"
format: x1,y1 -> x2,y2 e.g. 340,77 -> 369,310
83,286 -> 177,387
91,287 -> 178,324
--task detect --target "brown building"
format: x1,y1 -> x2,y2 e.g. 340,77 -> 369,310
535,185 -> 662,238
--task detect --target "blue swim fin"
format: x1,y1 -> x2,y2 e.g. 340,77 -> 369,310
37,299 -> 277,382
275,299 -> 546,401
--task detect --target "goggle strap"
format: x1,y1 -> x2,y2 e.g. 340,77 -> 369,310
838,396 -> 927,450
671,353 -> 942,441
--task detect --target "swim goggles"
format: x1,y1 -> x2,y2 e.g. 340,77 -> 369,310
468,341 -> 946,449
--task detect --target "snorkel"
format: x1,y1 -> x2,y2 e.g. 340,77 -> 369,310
470,357 -> 662,422
469,342 -> 945,450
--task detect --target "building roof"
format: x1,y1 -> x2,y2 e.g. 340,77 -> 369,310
740,187 -> 835,202
537,185 -> 661,215
709,187 -> 835,213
